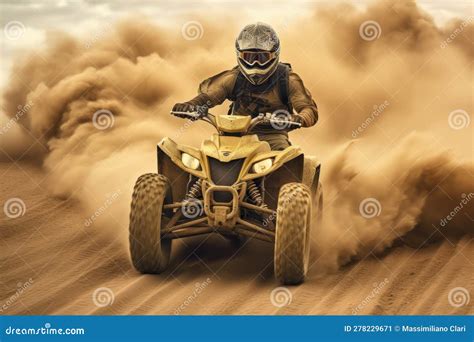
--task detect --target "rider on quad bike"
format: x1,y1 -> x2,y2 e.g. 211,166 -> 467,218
172,22 -> 318,150
129,23 -> 322,285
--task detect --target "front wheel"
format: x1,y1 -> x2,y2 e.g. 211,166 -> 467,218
274,183 -> 312,285
129,173 -> 172,274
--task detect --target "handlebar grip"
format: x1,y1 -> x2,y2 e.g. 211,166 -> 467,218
170,105 -> 208,119
170,111 -> 200,119
289,121 -> 302,128
266,118 -> 302,130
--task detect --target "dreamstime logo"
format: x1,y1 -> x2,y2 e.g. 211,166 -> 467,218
84,189 -> 122,227
4,21 -> 26,40
359,20 -> 382,41
181,198 -> 203,219
270,287 -> 292,307
352,278 -> 389,315
262,189 -> 299,227
448,287 -> 470,308
4,322 -> 85,335
448,109 -> 470,130
3,198 -> 26,219
84,23 -> 112,49
0,278 -> 34,313
174,278 -> 212,315
351,100 -> 390,138
270,109 -> 292,130
92,287 -> 114,307
0,101 -> 34,136
92,109 -> 115,130
174,118 -> 196,140
181,21 -> 204,41
359,198 -> 381,218
440,16 -> 474,48
440,193 -> 473,228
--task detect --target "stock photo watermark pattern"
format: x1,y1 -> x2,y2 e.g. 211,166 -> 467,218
92,287 -> 115,308
84,189 -> 122,227
447,287 -> 470,308
270,287 -> 292,308
174,278 -> 212,314
92,109 -> 115,130
0,279 -> 34,313
0,100 -> 34,136
3,20 -> 26,40
440,16 -> 474,48
352,100 -> 390,138
359,198 -> 382,219
352,278 -> 389,315
181,21 -> 204,41
439,193 -> 473,228
0,3 -> 473,340
3,197 -> 26,218
359,20 -> 382,41
181,198 -> 204,219
84,23 -> 112,49
448,109 -> 470,130
270,109 -> 293,130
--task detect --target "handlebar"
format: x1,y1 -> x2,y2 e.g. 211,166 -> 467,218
170,105 -> 302,132
247,113 -> 302,131
170,105 -> 209,120
170,111 -> 201,119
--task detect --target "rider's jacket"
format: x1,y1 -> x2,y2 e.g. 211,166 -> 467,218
187,64 -> 318,132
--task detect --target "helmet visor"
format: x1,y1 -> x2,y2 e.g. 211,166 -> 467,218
238,50 -> 277,66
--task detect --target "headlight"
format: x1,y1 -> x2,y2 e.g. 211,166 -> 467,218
181,153 -> 201,170
251,158 -> 273,174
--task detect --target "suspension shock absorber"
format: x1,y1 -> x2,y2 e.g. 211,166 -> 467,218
185,178 -> 203,199
247,180 -> 267,208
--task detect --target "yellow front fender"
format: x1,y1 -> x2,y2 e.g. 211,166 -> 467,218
157,137 -> 206,179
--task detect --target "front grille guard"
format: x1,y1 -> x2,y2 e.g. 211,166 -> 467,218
161,180 -> 276,242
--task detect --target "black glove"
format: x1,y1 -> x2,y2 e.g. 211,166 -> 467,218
290,114 -> 305,128
172,102 -> 195,113
172,102 -> 199,120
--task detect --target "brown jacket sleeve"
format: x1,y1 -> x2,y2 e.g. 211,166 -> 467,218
186,69 -> 238,107
288,71 -> 318,127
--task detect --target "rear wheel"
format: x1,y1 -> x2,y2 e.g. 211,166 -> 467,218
129,173 -> 172,274
274,182 -> 312,284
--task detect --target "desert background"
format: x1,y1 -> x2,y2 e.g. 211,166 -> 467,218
0,0 -> 472,315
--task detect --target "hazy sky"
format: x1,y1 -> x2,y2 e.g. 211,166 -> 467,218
0,0 -> 472,88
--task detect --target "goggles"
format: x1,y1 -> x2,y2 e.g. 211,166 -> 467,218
238,50 -> 277,66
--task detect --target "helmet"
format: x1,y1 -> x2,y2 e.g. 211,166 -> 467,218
235,22 -> 280,86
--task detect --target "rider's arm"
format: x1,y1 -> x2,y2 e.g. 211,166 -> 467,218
288,72 -> 318,127
178,69 -> 238,109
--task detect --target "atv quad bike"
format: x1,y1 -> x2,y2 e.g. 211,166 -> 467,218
129,106 -> 322,284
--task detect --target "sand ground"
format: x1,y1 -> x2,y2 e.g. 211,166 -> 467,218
1,162 -> 472,315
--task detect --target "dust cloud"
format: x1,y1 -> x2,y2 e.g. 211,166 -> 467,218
1,0 -> 472,270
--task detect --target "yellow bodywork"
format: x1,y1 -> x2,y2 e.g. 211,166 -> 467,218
158,114 -> 304,184
202,134 -> 268,162
215,115 -> 252,133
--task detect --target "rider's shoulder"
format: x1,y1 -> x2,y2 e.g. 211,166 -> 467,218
199,67 -> 239,93
213,68 -> 240,85
288,69 -> 306,88
288,69 -> 303,81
